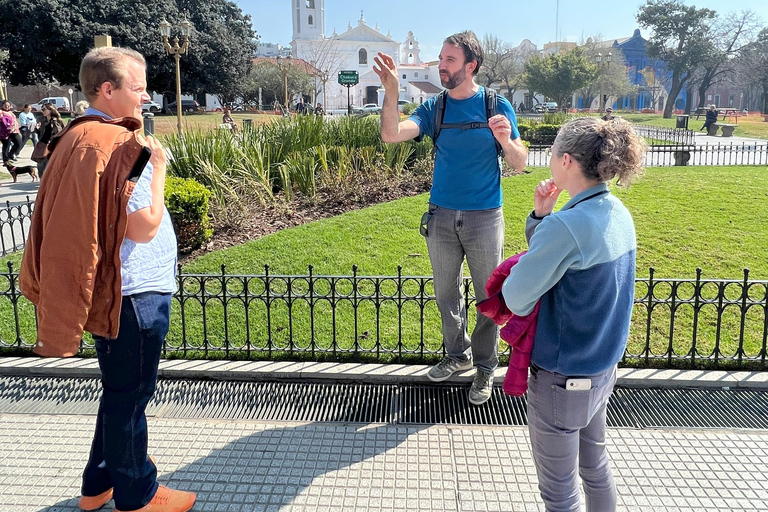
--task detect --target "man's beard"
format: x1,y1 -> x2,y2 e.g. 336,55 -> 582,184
440,67 -> 467,89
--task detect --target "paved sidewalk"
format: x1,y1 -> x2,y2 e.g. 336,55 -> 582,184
1,358 -> 768,511
1,413 -> 767,512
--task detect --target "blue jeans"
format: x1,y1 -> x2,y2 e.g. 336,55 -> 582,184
527,365 -> 618,512
424,204 -> 504,372
82,292 -> 171,511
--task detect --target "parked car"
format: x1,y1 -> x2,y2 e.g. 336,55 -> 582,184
397,100 -> 409,112
30,96 -> 71,112
166,99 -> 200,114
141,101 -> 162,113
543,102 -> 559,113
360,103 -> 381,114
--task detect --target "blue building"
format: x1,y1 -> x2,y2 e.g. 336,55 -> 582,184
581,29 -> 685,112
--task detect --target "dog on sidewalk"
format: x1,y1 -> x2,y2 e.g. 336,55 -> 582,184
4,162 -> 38,182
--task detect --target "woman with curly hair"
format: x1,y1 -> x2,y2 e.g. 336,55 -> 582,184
501,117 -> 646,512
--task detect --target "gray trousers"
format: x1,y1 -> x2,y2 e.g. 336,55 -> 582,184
527,365 -> 618,512
424,204 -> 504,373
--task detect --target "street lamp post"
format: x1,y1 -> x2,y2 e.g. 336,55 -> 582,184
594,52 -> 612,112
159,17 -> 192,135
276,54 -> 293,111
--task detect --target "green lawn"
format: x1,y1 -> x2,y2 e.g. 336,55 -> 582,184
185,166 -> 768,279
3,165 -> 767,367
621,112 -> 768,139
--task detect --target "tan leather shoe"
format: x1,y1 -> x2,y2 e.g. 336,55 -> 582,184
78,488 -> 113,510
114,485 -> 196,512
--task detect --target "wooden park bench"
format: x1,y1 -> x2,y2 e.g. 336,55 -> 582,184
714,123 -> 737,137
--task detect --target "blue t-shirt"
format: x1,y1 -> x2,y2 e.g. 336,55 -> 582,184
409,87 -> 520,211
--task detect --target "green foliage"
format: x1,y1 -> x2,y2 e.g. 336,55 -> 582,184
164,176 -> 213,252
636,0 -> 717,117
166,115 -> 432,216
401,102 -> 419,115
245,61 -> 314,106
0,0 -> 257,100
523,47 -> 598,109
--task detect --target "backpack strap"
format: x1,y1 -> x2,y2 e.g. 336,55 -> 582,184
485,89 -> 503,158
431,88 -> 503,159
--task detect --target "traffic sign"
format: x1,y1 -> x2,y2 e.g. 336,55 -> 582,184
338,70 -> 359,85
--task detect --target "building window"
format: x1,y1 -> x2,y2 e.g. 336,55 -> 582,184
424,74 -> 428,79
359,48 -> 367,65
308,15 -> 313,25
306,0 -> 314,8
402,74 -> 406,79
414,72 -> 418,77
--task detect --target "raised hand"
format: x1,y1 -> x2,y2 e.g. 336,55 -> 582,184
533,179 -> 561,218
373,52 -> 400,92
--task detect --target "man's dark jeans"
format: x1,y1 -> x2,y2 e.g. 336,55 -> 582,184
82,292 -> 171,510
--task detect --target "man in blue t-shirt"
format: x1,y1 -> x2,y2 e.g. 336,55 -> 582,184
374,31 -> 528,405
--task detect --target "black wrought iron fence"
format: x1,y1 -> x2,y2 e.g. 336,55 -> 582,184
632,125 -> 696,145
0,199 -> 34,256
2,263 -> 766,369
526,142 -> 768,167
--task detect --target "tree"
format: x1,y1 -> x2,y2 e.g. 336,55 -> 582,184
636,0 -> 716,118
477,34 -> 512,90
245,61 -> 312,107
576,36 -> 635,111
692,10 -> 761,109
0,0 -> 256,100
523,47 -> 597,109
738,28 -> 768,114
295,37 -> 344,107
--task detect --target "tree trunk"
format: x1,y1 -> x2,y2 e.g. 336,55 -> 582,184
664,76 -> 684,118
684,83 -> 694,113
696,68 -> 717,109
762,83 -> 768,115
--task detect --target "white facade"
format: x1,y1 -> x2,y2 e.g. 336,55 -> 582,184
292,10 -> 402,110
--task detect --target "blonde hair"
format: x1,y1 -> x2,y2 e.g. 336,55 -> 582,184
73,100 -> 89,116
553,117 -> 646,187
79,47 -> 146,102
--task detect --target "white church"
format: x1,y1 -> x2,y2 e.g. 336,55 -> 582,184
289,0 -> 442,110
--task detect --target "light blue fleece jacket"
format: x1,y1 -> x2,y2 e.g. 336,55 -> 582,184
501,183 -> 636,376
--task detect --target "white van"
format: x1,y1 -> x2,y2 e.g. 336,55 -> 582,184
30,96 -> 71,112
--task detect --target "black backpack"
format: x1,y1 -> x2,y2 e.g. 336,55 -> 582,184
422,88 -> 502,158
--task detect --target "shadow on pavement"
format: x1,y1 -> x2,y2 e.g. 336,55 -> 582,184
35,421 -> 431,511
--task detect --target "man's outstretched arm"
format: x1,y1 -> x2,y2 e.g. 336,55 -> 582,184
373,52 -> 420,143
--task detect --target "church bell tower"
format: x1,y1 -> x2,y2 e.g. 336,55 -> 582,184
292,0 -> 325,40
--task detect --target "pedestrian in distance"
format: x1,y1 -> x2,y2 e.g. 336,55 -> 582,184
31,103 -> 64,177
19,104 -> 39,147
1,99 -> 23,164
701,104 -> 718,133
374,30 -> 528,406
73,100 -> 90,118
20,46 -> 195,512
601,106 -> 616,121
501,116 -> 645,511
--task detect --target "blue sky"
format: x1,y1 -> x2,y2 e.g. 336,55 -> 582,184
248,0 -> 768,61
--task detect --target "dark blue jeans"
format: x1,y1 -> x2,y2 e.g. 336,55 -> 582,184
82,292 -> 171,510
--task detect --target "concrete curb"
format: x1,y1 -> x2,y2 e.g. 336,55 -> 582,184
1,356 -> 768,390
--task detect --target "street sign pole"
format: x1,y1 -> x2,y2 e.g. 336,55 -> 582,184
338,70 -> 359,116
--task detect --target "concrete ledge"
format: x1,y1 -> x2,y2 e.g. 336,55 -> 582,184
1,356 -> 767,390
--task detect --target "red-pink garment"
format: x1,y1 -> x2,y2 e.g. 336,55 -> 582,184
476,251 -> 541,396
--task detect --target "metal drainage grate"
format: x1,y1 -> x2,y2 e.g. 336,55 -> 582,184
153,380 -> 395,423
2,376 -> 768,429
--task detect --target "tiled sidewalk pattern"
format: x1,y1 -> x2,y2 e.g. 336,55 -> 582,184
1,414 -> 767,512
